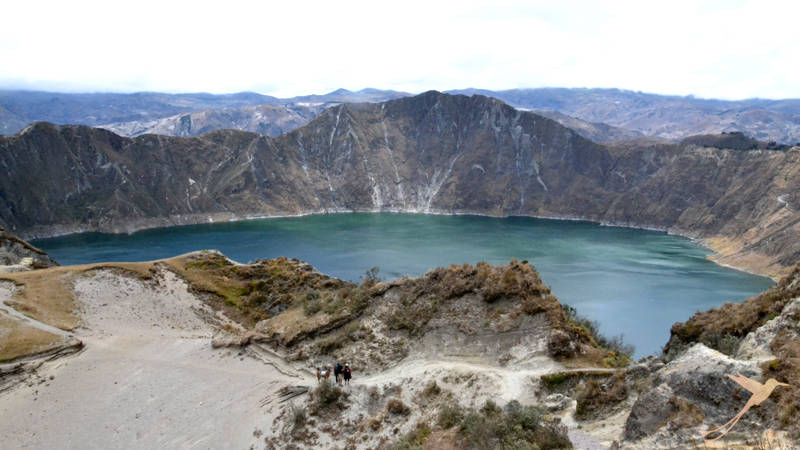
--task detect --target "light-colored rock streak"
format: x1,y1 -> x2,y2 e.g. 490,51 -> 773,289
533,158 -> 548,192
328,109 -> 341,148
382,121 -> 406,204
294,135 -> 321,205
777,194 -> 792,211
420,155 -> 460,212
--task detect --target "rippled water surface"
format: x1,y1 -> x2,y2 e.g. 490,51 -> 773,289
34,213 -> 774,357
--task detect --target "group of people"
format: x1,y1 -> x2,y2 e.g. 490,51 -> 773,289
316,362 -> 352,385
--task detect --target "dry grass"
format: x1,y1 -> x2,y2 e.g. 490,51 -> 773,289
0,259 -> 160,333
666,396 -> 704,429
762,328 -> 800,439
386,398 -> 411,416
163,252 -> 351,329
575,372 -> 628,420
0,258 -> 162,362
1,267 -> 82,331
0,315 -> 67,362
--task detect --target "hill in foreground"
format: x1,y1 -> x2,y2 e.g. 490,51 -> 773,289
0,248 -> 798,448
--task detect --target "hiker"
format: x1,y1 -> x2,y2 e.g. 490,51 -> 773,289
334,362 -> 343,385
316,366 -> 330,383
343,363 -> 352,385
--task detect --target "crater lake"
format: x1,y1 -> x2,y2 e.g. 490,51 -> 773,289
33,213 -> 774,357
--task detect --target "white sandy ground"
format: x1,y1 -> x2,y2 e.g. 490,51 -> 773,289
0,267 -> 614,449
0,269 -> 283,450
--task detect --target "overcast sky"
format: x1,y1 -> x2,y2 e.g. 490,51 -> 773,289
1,0 -> 798,99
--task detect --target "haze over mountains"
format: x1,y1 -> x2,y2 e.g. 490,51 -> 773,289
1,91 -> 797,278
3,87 -> 800,144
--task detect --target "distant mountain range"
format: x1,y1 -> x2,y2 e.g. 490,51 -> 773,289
449,88 -> 800,144
0,88 -> 409,136
3,87 -> 800,144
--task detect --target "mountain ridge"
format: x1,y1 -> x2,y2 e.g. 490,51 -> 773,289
4,87 -> 800,144
1,92 -> 798,277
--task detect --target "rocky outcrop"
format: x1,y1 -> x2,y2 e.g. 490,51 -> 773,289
0,92 -> 798,276
623,344 -> 762,447
0,226 -> 57,270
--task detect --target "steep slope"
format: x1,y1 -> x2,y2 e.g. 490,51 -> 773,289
0,92 -> 798,276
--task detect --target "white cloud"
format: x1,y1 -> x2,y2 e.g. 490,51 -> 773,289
1,0 -> 798,99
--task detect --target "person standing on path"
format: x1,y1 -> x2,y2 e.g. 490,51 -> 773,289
343,363 -> 352,386
334,362 -> 343,385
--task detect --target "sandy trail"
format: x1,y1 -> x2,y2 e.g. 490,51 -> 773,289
358,356 -> 563,403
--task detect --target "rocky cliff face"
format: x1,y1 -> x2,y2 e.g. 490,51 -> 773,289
0,92 -> 798,275
0,226 -> 57,270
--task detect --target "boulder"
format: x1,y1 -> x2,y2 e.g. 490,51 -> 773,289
623,343 -> 763,446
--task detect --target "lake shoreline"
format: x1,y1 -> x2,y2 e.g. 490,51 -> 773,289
24,208 -> 781,280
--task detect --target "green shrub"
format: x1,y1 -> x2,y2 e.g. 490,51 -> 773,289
702,332 -> 740,356
438,403 -> 464,429
433,400 -> 569,449
561,303 -> 635,364
390,422 -> 431,450
303,290 -> 322,315
541,373 -> 567,386
311,380 -> 344,414
361,266 -> 382,287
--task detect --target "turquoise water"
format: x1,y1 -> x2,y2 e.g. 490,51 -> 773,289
33,213 -> 774,357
